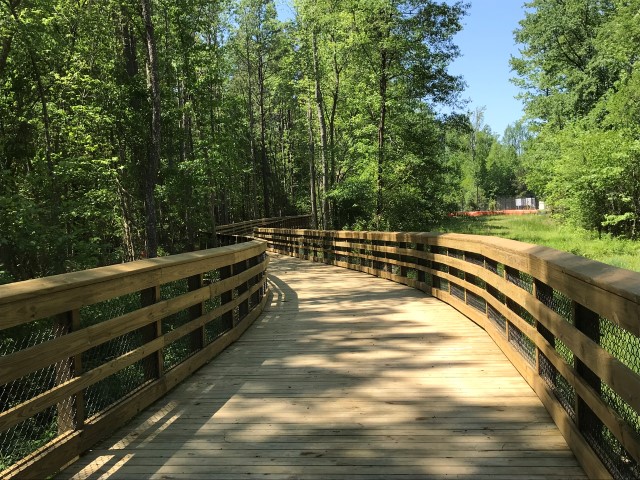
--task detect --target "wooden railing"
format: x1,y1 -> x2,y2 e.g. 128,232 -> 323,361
255,228 -> 640,480
215,215 -> 312,236
0,237 -> 269,479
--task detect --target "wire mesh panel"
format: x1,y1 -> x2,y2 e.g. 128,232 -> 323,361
433,276 -> 448,292
431,262 -> 449,292
84,360 -> 147,418
80,293 -> 141,328
505,267 -> 534,294
159,279 -> 192,371
450,282 -> 465,301
0,317 -> 74,469
507,298 -> 535,327
466,273 -> 486,289
487,284 -> 506,303
600,316 -> 640,382
450,267 -> 465,280
487,304 -> 507,333
536,286 -> 573,323
538,352 -> 576,420
432,262 -> 449,274
431,245 -> 447,256
466,290 -> 486,313
597,316 -> 640,477
465,252 -> 485,268
581,406 -> 640,480
82,326 -> 147,416
508,323 -> 536,366
0,404 -> 59,471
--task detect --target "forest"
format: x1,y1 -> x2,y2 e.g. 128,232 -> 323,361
1,0 -> 639,284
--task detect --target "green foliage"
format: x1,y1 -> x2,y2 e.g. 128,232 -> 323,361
513,0 -> 640,238
0,0 -> 473,281
438,214 -> 640,272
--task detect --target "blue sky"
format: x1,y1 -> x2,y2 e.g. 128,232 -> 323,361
445,1 -> 529,137
275,0 -> 528,138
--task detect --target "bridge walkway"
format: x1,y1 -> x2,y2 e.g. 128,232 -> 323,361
58,254 -> 586,479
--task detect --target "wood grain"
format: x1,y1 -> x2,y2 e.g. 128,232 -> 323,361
57,255 -> 586,480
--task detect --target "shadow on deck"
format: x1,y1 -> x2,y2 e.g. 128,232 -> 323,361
58,254 -> 586,480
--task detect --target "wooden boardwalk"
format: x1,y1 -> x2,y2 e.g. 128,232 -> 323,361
58,254 -> 586,480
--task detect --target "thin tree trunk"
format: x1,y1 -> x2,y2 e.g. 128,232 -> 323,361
115,163 -> 137,262
0,34 -> 12,77
1,0 -> 22,77
140,0 -> 161,258
312,30 -> 330,229
258,51 -> 271,217
30,55 -> 53,175
329,45 -> 340,189
245,27 -> 259,219
307,103 -> 318,229
376,49 -> 388,222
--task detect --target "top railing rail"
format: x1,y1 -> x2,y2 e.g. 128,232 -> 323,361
0,235 -> 269,479
215,215 -> 312,236
254,227 -> 640,480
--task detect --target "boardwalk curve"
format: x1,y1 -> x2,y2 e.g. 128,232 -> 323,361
59,254 -> 586,479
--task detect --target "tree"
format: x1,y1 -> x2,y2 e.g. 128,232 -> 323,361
349,0 -> 466,224
515,0 -> 640,237
511,0 -> 616,126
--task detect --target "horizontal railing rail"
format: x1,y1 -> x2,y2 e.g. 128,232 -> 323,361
215,215 -> 312,236
255,228 -> 640,480
0,237 -> 269,479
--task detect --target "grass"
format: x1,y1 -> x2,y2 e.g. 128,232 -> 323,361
434,213 -> 640,273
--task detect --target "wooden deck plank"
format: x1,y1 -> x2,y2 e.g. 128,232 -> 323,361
58,254 -> 586,480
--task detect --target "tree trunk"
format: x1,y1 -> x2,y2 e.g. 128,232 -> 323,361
307,103 -> 318,229
140,0 -> 161,258
0,35 -> 12,77
30,55 -> 53,176
329,43 -> 340,198
0,0 -> 22,77
312,30 -> 330,229
258,51 -> 271,217
376,48 -> 388,221
115,162 -> 137,262
245,27 -> 259,219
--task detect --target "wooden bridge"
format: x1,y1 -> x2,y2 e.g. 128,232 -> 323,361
1,218 -> 640,479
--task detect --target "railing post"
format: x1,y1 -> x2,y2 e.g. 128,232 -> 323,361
220,265 -> 234,330
534,280 -> 556,373
55,309 -> 84,433
236,258 -> 249,324
574,301 -> 602,444
141,286 -> 163,380
249,254 -> 261,307
188,274 -> 205,353
417,243 -> 426,283
311,234 -> 317,262
399,242 -> 408,278
323,232 -> 329,264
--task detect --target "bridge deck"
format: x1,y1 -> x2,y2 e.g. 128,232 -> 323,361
59,254 -> 586,480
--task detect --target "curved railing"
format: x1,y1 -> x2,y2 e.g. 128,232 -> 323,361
255,228 -> 640,480
216,215 -> 312,236
0,237 -> 269,479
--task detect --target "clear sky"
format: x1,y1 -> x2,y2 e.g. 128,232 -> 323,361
445,0 -> 529,137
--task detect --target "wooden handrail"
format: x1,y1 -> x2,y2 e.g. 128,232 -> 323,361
0,238 -> 269,479
215,214 -> 312,236
255,228 -> 640,480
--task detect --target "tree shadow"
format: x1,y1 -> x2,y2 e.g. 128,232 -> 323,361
57,254 -> 586,480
